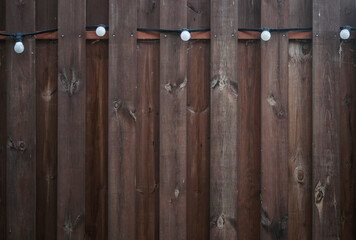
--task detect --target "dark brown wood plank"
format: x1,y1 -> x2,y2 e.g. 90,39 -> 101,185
57,0 -> 86,238
0,0 -> 4,30
287,1 -> 312,239
35,1 -> 58,239
0,41 -> 6,240
236,0 -> 261,239
210,0 -> 238,239
186,41 -> 210,240
186,1 -> 210,240
85,1 -> 108,239
6,0 -> 35,239
36,41 -> 58,240
108,0 -> 137,238
136,41 -> 160,240
136,2 -> 159,240
236,40 -> 261,240
159,0 -> 187,239
312,0 -> 341,239
340,1 -> 356,239
260,0 -> 289,239
85,40 -> 108,240
288,41 -> 312,240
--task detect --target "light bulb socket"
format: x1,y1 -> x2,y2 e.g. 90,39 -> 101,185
13,36 -> 24,54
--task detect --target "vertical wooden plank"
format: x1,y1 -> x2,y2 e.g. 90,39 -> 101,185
85,41 -> 108,240
237,0 -> 261,239
159,0 -> 187,239
57,0 -> 86,238
186,0 -> 210,239
236,42 -> 261,240
136,42 -> 160,240
108,0 -> 137,238
312,0 -> 340,239
0,40 -> 6,240
260,0 -> 289,239
6,0 -> 35,239
210,0 -> 238,239
288,1 -> 312,239
85,1 -> 108,239
340,1 -> 356,239
36,41 -> 58,240
136,1 -> 159,239
35,0 -> 58,239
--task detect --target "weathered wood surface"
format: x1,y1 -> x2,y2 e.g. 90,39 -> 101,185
6,0 -> 35,238
85,1 -> 108,239
340,1 -> 356,239
35,0 -> 58,239
260,0 -> 289,239
159,0 -> 187,239
210,0 -> 238,239
186,0 -> 210,239
57,0 -> 86,238
288,1 -> 313,240
108,0 -> 137,238
136,1 -> 160,240
312,0 -> 341,239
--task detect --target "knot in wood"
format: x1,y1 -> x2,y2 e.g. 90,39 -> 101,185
217,215 -> 225,230
294,167 -> 305,184
18,141 -> 26,151
315,189 -> 324,203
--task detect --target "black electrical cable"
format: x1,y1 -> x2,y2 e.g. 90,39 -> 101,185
0,28 -> 58,37
137,28 -> 210,33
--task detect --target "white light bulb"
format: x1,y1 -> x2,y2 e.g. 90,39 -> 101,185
96,25 -> 106,37
340,28 -> 350,40
180,30 -> 191,41
261,30 -> 271,41
14,41 -> 24,54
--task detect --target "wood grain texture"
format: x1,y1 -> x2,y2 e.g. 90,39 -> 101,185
186,40 -> 210,240
85,40 -> 108,240
340,1 -> 356,239
108,0 -> 137,238
210,0 -> 238,239
159,0 -> 187,239
186,0 -> 210,239
36,41 -> 58,240
136,42 -> 160,240
0,41 -> 6,240
237,0 -> 261,239
35,1 -> 58,239
260,0 -> 289,239
236,40 -> 261,240
288,41 -> 312,240
57,0 -> 86,238
312,0 -> 341,239
6,0 -> 35,238
85,1 -> 108,239
287,1 -> 312,239
136,1 -> 160,240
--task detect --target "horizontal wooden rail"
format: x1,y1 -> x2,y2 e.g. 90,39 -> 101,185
2,30 -> 353,40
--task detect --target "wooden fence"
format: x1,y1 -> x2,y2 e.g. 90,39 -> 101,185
0,0 -> 355,239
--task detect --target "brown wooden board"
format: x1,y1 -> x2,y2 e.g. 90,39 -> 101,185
288,1 -> 313,239
57,0 -> 86,238
186,0 -> 210,239
159,0 -> 187,239
210,0 -> 238,239
260,0 -> 289,239
85,40 -> 108,240
237,0 -> 261,239
85,1 -> 108,239
35,0 -> 58,239
0,41 -> 6,240
340,1 -> 356,239
36,41 -> 58,240
136,41 -> 160,240
108,0 -> 137,238
312,0 -> 341,239
236,40 -> 261,240
136,1 -> 160,240
6,0 -> 35,238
